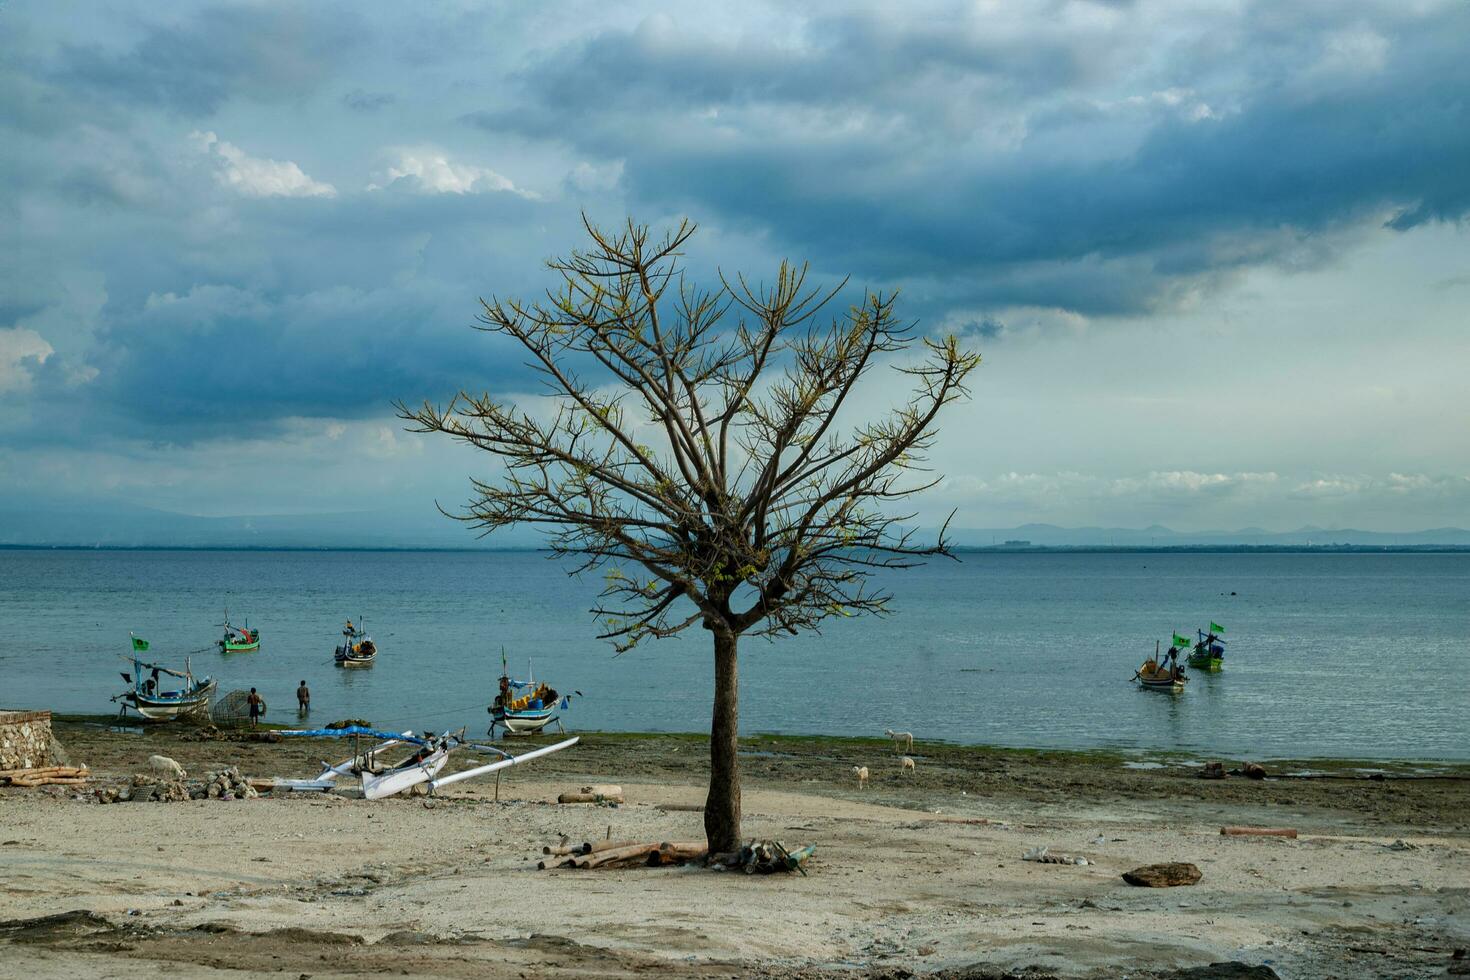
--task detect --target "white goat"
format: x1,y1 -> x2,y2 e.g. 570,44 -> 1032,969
148,754 -> 185,780
901,756 -> 916,774
852,765 -> 869,789
884,729 -> 914,753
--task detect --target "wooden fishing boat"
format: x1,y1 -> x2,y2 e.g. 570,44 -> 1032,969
489,653 -> 575,736
334,619 -> 377,668
1135,640 -> 1186,693
113,636 -> 216,721
218,611 -> 260,653
1187,624 -> 1226,672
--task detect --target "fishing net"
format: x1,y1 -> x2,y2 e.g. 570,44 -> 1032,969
211,689 -> 255,726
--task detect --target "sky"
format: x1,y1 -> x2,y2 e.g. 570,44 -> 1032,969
2,0 -> 1468,538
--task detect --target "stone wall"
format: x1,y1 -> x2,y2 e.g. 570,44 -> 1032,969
0,710 -> 53,770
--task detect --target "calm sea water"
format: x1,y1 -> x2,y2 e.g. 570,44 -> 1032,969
1,549 -> 1466,760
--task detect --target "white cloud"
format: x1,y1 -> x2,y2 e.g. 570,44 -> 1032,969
371,149 -> 537,198
1316,26 -> 1390,76
566,159 -> 624,193
191,131 -> 337,198
0,327 -> 54,394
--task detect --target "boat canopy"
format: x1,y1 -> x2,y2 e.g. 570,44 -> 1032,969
124,657 -> 191,679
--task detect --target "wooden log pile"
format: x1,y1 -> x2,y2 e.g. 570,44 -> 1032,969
538,839 -> 708,870
0,766 -> 91,787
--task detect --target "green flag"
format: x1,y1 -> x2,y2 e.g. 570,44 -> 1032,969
132,636 -> 149,651
1172,633 -> 1192,648
1210,622 -> 1225,634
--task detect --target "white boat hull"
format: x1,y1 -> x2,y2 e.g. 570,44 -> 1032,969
497,709 -> 557,733
126,680 -> 217,721
361,748 -> 448,800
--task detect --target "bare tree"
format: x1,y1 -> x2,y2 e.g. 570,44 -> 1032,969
398,217 -> 980,853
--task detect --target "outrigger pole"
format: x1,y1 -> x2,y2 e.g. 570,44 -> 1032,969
429,736 -> 579,790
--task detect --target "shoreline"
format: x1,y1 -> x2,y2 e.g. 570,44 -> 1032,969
50,715 -> 1470,771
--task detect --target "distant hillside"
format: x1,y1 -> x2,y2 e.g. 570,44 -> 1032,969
0,494 -> 540,550
948,523 -> 1470,548
1,497 -> 1466,550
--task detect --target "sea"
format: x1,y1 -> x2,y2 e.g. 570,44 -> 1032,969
1,549 -> 1466,760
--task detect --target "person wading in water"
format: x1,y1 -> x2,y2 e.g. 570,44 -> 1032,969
247,688 -> 265,728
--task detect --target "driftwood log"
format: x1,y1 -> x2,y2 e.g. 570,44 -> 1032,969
1221,826 -> 1298,838
557,791 -> 625,804
646,841 -> 708,866
542,839 -> 639,857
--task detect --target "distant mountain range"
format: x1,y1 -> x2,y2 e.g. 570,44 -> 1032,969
947,523 -> 1470,549
0,495 -> 540,550
1,497 -> 1466,550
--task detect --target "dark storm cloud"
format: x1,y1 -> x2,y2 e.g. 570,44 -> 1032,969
25,187 -> 558,443
342,88 -> 394,112
959,316 -> 1008,341
54,5 -> 367,116
471,3 -> 1470,316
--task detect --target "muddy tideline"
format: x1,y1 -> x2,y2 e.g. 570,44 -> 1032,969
1,717 -> 1467,979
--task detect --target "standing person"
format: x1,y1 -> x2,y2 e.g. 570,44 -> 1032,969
247,687 -> 265,728
296,680 -> 310,714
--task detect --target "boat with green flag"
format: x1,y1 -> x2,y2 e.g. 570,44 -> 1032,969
1187,622 -> 1226,671
217,610 -> 261,653
1135,639 -> 1187,692
112,634 -> 216,721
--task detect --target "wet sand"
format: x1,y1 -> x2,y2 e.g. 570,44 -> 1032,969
1,718 -> 1467,978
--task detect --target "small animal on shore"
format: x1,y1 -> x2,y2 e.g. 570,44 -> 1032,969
901,756 -> 915,774
148,755 -> 185,779
884,729 -> 914,753
853,765 -> 869,789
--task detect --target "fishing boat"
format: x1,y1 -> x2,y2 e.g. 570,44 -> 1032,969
1135,640 -> 1187,693
218,610 -> 260,653
273,726 -> 579,799
333,618 -> 377,668
112,635 -> 216,721
1188,623 -> 1226,672
489,652 -> 576,736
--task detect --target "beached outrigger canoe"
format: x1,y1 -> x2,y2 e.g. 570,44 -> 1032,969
112,635 -> 216,721
334,618 -> 376,668
218,610 -> 260,653
489,652 -> 576,736
273,726 -> 578,799
1188,623 -> 1226,672
1135,640 -> 1187,693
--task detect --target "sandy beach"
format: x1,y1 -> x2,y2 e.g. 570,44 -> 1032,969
2,719 -> 1468,979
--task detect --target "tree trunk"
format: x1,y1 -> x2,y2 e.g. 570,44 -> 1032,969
704,629 -> 741,852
